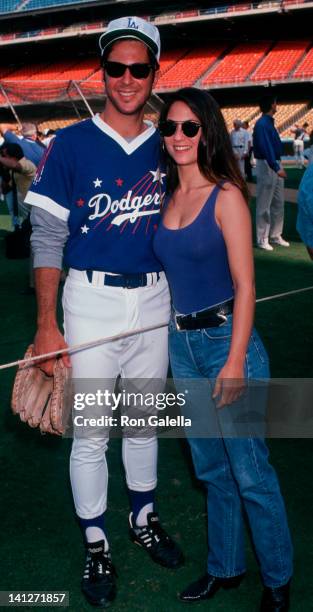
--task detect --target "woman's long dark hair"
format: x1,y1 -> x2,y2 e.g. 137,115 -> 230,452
159,87 -> 249,202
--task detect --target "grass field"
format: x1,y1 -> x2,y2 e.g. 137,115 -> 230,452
0,181 -> 313,611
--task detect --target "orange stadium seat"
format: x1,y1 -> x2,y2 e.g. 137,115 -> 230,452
27,60 -> 79,79
155,44 -> 226,90
1,63 -> 50,79
0,65 -> 21,78
293,45 -> 313,78
250,40 -> 310,81
222,105 -> 260,131
52,57 -> 99,80
79,68 -> 103,96
202,41 -> 270,85
281,107 -> 312,137
0,60 -> 84,103
38,118 -> 79,131
158,49 -> 187,77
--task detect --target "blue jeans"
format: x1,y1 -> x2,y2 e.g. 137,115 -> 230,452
169,315 -> 293,587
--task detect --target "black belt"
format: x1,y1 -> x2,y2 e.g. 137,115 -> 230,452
86,270 -> 160,289
175,299 -> 234,331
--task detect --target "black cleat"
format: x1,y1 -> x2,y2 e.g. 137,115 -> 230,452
129,512 -> 184,569
81,540 -> 117,607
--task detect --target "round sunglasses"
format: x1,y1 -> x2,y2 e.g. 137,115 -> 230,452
159,120 -> 202,138
103,61 -> 153,79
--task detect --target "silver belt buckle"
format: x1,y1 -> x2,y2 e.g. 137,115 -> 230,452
216,312 -> 228,326
174,313 -> 183,331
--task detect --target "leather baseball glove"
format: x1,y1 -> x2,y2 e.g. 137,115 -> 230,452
11,344 -> 72,435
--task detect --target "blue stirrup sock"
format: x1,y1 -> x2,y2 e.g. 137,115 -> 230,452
78,513 -> 108,549
128,488 -> 156,526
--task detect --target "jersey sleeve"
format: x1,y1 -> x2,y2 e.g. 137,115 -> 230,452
30,206 -> 69,269
24,135 -> 73,222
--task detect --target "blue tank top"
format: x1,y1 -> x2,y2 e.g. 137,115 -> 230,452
153,184 -> 234,314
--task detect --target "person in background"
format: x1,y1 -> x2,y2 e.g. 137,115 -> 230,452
229,118 -> 248,176
253,95 -> 289,251
0,122 -> 45,166
242,119 -> 253,181
154,87 -> 293,612
0,142 -> 37,292
292,122 -> 308,168
0,123 -> 45,233
42,128 -> 57,147
296,162 -> 313,260
0,143 -> 36,224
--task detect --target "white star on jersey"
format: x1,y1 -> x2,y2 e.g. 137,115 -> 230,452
93,178 -> 102,188
150,169 -> 166,184
81,225 -> 89,234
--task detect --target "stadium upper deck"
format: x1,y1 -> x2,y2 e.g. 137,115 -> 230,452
0,0 -> 312,17
0,0 -> 312,127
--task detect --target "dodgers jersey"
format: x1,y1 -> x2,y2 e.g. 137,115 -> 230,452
25,115 -> 165,273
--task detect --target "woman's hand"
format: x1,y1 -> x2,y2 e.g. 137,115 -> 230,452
212,361 -> 246,409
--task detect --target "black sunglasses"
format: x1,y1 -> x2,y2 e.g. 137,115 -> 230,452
103,61 -> 153,79
159,120 -> 202,138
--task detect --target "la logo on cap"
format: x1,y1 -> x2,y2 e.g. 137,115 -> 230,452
128,18 -> 139,29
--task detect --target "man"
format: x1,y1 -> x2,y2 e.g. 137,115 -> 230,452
230,118 -> 248,176
0,122 -> 45,166
292,122 -> 308,168
296,162 -> 313,259
0,142 -> 36,223
0,124 -> 45,233
0,143 -> 36,289
25,16 -> 183,608
253,95 -> 289,251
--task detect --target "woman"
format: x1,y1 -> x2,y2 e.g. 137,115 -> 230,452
153,88 -> 292,611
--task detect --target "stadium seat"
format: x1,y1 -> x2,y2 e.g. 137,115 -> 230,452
0,0 -> 20,14
23,0 -> 92,9
273,103 -> 306,131
281,111 -> 313,138
222,105 -> 261,132
250,40 -> 310,81
158,49 -> 187,77
38,117 -> 78,131
202,41 -> 270,85
1,63 -> 50,80
293,45 -> 313,78
79,67 -> 103,97
156,45 -> 226,90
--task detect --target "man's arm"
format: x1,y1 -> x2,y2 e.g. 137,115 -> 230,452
31,206 -> 70,375
33,268 -> 70,376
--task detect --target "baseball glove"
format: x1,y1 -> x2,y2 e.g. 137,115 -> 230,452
11,344 -> 72,435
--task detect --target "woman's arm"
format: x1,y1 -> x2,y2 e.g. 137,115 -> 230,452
213,183 -> 255,407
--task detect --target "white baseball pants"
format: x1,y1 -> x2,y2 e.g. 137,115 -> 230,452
62,269 -> 170,519
255,159 -> 285,244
